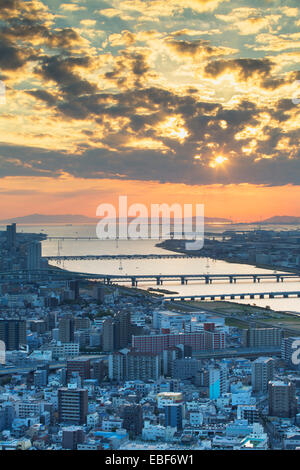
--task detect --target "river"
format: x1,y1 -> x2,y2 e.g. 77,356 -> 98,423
6,223 -> 300,313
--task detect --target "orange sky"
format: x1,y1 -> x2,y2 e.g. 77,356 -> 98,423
0,176 -> 299,222
1,0 -> 300,222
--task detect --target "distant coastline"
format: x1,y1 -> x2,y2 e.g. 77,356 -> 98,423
1,213 -> 300,225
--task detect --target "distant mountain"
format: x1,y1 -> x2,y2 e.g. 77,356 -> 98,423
204,217 -> 231,223
0,214 -> 98,224
255,216 -> 300,225
0,213 -> 232,225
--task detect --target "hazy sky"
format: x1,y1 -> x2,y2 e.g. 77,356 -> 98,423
0,0 -> 300,221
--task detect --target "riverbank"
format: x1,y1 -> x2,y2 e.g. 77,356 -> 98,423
156,239 -> 300,274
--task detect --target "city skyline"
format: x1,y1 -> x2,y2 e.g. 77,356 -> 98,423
0,0 -> 300,220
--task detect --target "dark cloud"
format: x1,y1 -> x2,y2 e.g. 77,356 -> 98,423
36,55 -> 98,96
204,58 -> 286,89
0,85 -> 300,187
0,34 -> 27,69
104,51 -> 152,88
166,38 -> 233,59
0,139 -> 300,186
26,89 -> 57,106
0,0 -> 299,190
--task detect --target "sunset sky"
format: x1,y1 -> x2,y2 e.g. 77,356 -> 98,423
0,0 -> 300,221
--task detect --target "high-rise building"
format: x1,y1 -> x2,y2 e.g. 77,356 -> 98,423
108,350 -> 126,381
102,312 -> 132,352
122,404 -> 143,437
171,358 -> 202,380
58,385 -> 88,425
194,368 -> 209,388
109,349 -> 161,381
92,359 -> 106,383
26,241 -> 42,270
126,351 -> 160,381
68,280 -> 80,300
0,319 -> 26,351
67,358 -> 91,382
0,403 -> 15,431
132,330 -> 225,354
165,403 -> 183,430
242,328 -> 283,348
268,380 -> 297,418
62,426 -> 85,450
59,318 -> 75,343
208,365 -> 228,399
6,223 -> 16,251
45,312 -> 57,331
237,405 -> 260,424
251,357 -> 274,393
102,318 -> 117,352
34,368 -> 48,388
93,285 -> 105,304
115,311 -> 131,348
74,317 -> 90,330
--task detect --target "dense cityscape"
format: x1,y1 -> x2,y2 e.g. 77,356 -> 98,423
0,223 -> 300,452
1,0 -> 300,459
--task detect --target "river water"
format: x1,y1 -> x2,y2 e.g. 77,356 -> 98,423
7,223 -> 300,313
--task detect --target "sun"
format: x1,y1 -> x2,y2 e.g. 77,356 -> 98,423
215,155 -> 227,164
210,155 -> 228,168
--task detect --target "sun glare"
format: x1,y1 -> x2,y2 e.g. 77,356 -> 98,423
209,155 -> 228,168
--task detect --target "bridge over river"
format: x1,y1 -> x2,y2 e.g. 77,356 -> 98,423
163,290 -> 300,301
46,253 -> 201,261
0,269 -> 299,286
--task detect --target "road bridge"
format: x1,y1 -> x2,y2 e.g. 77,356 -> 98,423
163,290 -> 300,301
0,269 -> 299,286
47,253 -> 201,261
193,346 -> 281,359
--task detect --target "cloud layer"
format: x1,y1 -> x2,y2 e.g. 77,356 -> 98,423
0,0 -> 299,188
